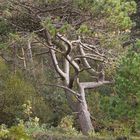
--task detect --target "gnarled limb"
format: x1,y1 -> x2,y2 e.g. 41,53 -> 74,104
80,81 -> 113,89
79,44 -> 99,75
57,33 -> 72,55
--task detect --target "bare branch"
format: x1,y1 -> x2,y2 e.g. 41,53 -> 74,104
79,44 -> 98,75
79,42 -> 104,57
34,51 -> 49,56
16,54 -> 24,60
46,84 -> 82,102
80,81 -> 113,89
35,37 -> 63,54
42,30 -> 67,79
47,84 -> 80,96
50,48 -> 66,79
57,33 -> 72,55
73,55 -> 104,62
66,55 -> 80,71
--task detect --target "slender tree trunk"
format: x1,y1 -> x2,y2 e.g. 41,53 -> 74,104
27,41 -> 36,79
77,86 -> 94,135
13,45 -> 17,74
21,47 -> 27,70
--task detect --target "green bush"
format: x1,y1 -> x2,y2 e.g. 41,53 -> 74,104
0,123 -> 32,140
0,58 -> 52,126
115,45 -> 140,130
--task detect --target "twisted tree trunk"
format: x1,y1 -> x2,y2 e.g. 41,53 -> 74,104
44,30 -> 112,135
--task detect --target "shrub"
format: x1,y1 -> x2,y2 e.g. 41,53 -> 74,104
0,59 -> 52,126
0,123 -> 32,140
115,44 -> 140,131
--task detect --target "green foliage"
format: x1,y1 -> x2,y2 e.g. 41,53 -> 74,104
59,22 -> 72,34
9,33 -> 28,46
0,43 -> 8,49
25,117 -> 46,135
115,45 -> 140,129
0,20 -> 11,36
0,59 -> 52,125
22,101 -> 47,135
105,1 -> 136,29
0,123 -> 32,140
134,39 -> 140,51
116,50 -> 140,100
41,18 -> 56,36
75,0 -> 136,30
87,48 -> 140,133
3,74 -> 35,120
87,87 -> 137,135
0,124 -> 9,139
41,17 -> 72,36
56,115 -> 79,135
32,115 -> 83,140
77,24 -> 92,35
87,92 -> 102,119
43,82 -> 71,126
99,120 -> 132,137
8,124 -> 32,140
0,58 -> 8,72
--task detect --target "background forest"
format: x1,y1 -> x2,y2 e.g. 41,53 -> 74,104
0,0 -> 140,139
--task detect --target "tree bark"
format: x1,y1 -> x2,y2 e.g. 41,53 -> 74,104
64,77 -> 94,134
78,104 -> 93,135
65,89 -> 94,135
77,85 -> 94,135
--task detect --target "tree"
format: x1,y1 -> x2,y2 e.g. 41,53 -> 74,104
0,0 -> 136,134
44,31 -> 113,134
